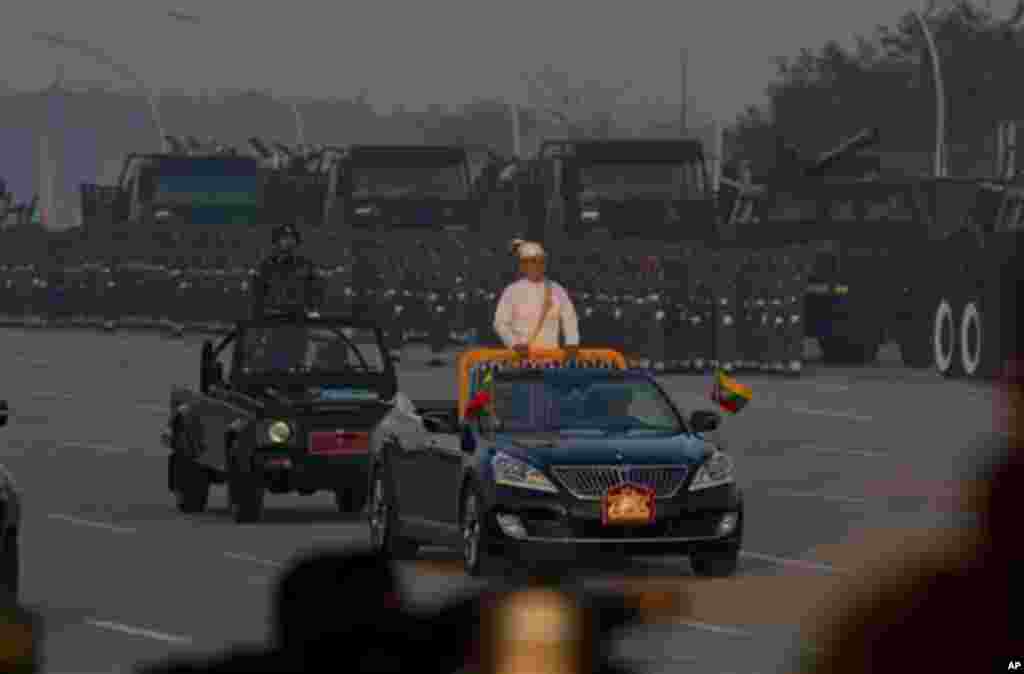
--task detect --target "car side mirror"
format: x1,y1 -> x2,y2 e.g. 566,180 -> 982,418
0,400 -> 8,427
689,410 -> 721,433
460,423 -> 476,454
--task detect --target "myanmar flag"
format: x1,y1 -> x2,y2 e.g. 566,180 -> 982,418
710,369 -> 752,414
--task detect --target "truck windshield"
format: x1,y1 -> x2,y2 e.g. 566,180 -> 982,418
577,162 -> 706,200
147,171 -> 262,225
350,164 -> 469,199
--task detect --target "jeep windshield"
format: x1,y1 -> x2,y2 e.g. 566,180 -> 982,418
350,164 -> 469,199
576,161 -> 706,201
238,324 -> 387,377
485,370 -> 682,434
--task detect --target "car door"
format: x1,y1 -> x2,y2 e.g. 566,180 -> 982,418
197,333 -> 240,470
417,413 -> 465,535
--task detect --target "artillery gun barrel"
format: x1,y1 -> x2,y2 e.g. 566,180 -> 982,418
248,137 -> 272,159
164,136 -> 186,154
806,127 -> 880,176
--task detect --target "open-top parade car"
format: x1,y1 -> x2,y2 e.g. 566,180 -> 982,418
367,347 -> 744,577
162,312 -> 399,523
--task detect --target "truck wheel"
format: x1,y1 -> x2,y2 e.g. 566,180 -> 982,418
228,458 -> 264,524
933,296 -> 962,377
171,452 -> 209,514
960,293 -> 1003,379
334,487 -> 365,513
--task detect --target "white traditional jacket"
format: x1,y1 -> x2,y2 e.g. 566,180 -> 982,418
493,278 -> 580,350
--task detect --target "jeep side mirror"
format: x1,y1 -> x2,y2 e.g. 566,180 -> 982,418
0,400 -> 8,427
689,410 -> 721,433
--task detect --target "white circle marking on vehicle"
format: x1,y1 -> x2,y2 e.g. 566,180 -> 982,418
933,298 -> 954,374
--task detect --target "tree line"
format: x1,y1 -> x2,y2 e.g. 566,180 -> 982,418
726,0 -> 1024,178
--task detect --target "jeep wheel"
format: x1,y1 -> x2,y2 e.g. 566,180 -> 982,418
0,530 -> 20,602
367,466 -> 418,558
171,449 -> 209,514
690,542 -> 740,578
228,459 -> 264,524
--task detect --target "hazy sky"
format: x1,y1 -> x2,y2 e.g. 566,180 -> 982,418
1,0 -> 1014,123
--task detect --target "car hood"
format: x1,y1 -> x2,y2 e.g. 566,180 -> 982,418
493,431 -> 713,468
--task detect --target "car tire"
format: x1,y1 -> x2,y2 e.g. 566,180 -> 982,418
0,530 -> 20,602
933,295 -> 962,378
228,457 -> 264,524
367,465 -> 418,558
461,487 -> 496,578
690,542 -> 740,578
171,448 -> 210,514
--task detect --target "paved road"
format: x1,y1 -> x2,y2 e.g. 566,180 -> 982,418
0,327 -> 1004,673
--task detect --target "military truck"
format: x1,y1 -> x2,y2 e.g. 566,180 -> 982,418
731,131 -> 1021,379
77,146 -> 279,265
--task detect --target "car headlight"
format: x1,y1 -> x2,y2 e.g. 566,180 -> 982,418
492,452 -> 559,493
268,421 -> 292,444
689,450 -> 735,491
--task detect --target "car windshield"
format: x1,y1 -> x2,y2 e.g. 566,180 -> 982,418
486,372 -> 682,434
350,164 -> 469,199
237,324 -> 386,375
577,161 -> 706,200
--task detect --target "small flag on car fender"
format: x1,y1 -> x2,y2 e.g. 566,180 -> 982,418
710,369 -> 752,414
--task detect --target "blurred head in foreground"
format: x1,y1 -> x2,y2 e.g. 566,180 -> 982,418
272,548 -> 407,659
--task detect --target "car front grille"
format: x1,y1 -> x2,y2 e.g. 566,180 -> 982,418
550,465 -> 689,500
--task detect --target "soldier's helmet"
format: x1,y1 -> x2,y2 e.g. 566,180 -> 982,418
272,223 -> 302,246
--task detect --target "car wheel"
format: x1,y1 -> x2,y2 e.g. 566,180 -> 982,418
333,487 -> 362,513
933,296 -> 962,377
0,530 -> 19,602
690,542 -> 740,578
228,457 -> 264,524
367,466 -> 418,558
461,487 -> 495,578
171,447 -> 209,514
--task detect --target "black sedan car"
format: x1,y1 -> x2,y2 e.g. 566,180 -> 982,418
0,399 -> 21,600
368,365 -> 743,577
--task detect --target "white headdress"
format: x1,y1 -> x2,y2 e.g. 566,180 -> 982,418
510,239 -> 545,259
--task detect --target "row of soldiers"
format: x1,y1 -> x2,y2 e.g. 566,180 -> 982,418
0,224 -> 811,372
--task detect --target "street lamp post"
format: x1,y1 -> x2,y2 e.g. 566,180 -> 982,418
31,32 -> 166,152
168,10 -> 305,147
911,7 -> 946,177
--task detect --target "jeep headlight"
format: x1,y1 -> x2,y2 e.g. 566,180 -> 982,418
268,421 -> 291,444
689,450 -> 735,491
492,452 -> 558,493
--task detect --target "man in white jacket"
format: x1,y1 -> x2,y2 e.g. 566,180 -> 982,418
494,239 -> 580,357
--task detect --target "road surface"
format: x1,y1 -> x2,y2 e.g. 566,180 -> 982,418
0,327 -> 1002,673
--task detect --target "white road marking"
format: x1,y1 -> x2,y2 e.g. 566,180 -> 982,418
85,619 -> 193,645
29,391 -> 75,401
741,551 -> 844,574
785,405 -> 873,422
761,489 -> 869,505
59,442 -> 132,455
48,513 -> 137,534
676,620 -> 752,637
224,552 -> 283,567
797,444 -> 887,458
